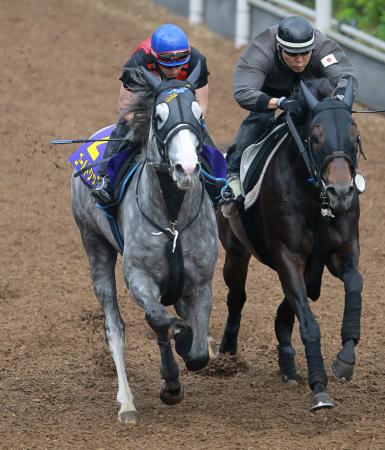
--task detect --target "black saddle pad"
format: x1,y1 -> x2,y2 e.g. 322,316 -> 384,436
239,122 -> 289,269
243,123 -> 288,196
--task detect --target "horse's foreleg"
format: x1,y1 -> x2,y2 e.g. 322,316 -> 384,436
275,297 -> 299,384
278,252 -> 333,411
219,241 -> 251,355
81,231 -> 139,425
127,269 -> 184,406
172,297 -> 217,363
182,283 -> 212,371
332,263 -> 363,381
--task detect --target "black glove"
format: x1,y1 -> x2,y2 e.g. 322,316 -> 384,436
276,97 -> 301,114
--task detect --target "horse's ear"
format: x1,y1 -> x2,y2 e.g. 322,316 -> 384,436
301,80 -> 318,111
141,68 -> 162,91
186,61 -> 201,89
342,77 -> 354,109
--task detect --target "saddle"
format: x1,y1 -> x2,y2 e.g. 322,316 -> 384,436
69,125 -> 227,252
240,122 -> 289,210
68,125 -> 227,199
234,121 -> 289,269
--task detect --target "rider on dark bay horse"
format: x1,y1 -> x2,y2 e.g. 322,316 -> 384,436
91,23 -> 211,205
219,77 -> 364,411
225,15 -> 358,199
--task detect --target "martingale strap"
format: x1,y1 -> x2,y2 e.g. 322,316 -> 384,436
135,164 -> 205,306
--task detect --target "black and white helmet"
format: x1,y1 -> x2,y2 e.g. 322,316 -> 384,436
276,16 -> 315,54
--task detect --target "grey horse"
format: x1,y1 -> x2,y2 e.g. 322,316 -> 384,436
71,66 -> 218,424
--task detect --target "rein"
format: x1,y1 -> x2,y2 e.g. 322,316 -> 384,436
286,112 -> 318,182
352,109 -> 385,113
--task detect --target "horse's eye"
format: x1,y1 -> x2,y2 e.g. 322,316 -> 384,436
312,135 -> 320,145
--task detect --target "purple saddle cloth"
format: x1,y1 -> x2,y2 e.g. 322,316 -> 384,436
68,124 -> 227,187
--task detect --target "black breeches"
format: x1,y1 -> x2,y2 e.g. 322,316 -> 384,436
226,111 -> 275,175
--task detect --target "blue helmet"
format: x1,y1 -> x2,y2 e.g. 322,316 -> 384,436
151,24 -> 191,67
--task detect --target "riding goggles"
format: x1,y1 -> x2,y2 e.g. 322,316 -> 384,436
283,49 -> 312,57
151,48 -> 191,65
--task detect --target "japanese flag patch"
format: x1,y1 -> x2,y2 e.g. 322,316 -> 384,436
321,53 -> 338,67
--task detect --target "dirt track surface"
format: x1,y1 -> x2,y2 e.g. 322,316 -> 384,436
1,0 -> 385,448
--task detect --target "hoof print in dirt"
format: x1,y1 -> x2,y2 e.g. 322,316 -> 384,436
198,353 -> 248,377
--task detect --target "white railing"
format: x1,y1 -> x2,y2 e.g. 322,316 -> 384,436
254,0 -> 385,53
189,0 -> 204,24
188,0 -> 385,62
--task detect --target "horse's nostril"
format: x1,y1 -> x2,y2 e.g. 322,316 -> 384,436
327,186 -> 337,197
175,163 -> 184,173
327,184 -> 355,200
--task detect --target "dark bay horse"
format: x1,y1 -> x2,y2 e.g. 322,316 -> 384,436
218,78 -> 363,410
71,65 -> 218,424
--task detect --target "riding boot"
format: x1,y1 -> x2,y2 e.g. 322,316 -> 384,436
91,118 -> 131,205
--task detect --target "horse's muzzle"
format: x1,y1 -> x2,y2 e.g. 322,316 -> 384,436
173,162 -> 201,190
326,182 -> 356,214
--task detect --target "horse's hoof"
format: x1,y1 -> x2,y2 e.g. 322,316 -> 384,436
310,392 -> 334,412
118,409 -> 140,425
332,356 -> 354,381
186,353 -> 209,371
281,373 -> 299,386
160,381 -> 184,406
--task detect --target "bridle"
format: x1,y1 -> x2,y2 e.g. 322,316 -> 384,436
306,101 -> 362,176
134,70 -> 207,305
149,84 -> 206,170
286,79 -> 363,217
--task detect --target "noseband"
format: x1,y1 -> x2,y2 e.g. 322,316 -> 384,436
286,99 -> 362,217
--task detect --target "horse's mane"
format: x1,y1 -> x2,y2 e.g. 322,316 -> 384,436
292,78 -> 334,108
287,78 -> 334,126
119,68 -> 155,147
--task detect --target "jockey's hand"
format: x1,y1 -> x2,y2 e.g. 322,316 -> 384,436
276,97 -> 301,115
334,88 -> 345,102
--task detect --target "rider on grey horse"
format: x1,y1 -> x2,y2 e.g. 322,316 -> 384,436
225,15 -> 358,200
91,23 -> 212,205
72,64 -> 219,423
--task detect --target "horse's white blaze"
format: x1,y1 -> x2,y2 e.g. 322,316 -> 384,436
169,129 -> 199,179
